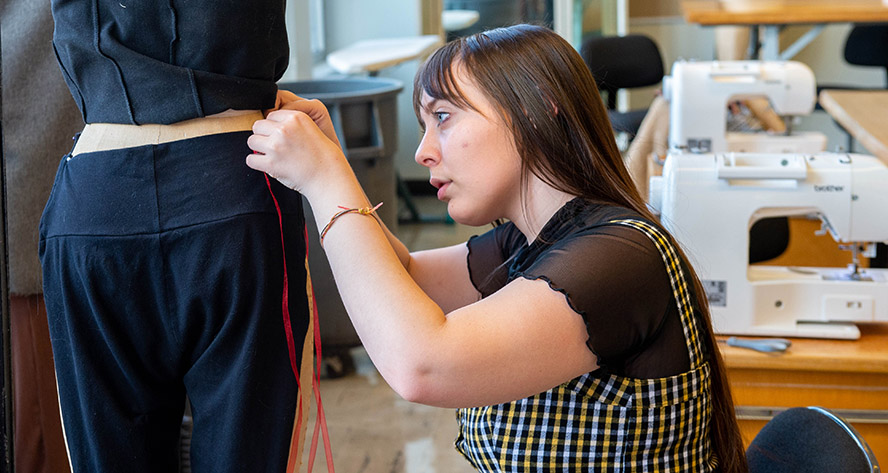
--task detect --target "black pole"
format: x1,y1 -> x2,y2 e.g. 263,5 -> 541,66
0,16 -> 14,473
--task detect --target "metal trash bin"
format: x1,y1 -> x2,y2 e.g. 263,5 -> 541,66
277,78 -> 403,375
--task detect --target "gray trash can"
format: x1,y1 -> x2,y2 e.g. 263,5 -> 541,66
277,78 -> 403,375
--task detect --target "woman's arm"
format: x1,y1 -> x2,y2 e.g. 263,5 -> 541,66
271,94 -> 480,311
247,107 -> 598,408
273,93 -> 417,269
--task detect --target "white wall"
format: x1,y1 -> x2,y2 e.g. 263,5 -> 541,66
321,0 -> 431,181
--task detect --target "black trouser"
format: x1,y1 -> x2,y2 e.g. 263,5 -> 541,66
39,131 -> 309,472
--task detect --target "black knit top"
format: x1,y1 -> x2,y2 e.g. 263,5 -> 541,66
466,198 -> 693,379
51,0 -> 289,125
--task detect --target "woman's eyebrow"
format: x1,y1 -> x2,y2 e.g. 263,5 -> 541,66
421,99 -> 442,115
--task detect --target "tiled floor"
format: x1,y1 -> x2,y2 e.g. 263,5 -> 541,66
303,348 -> 476,473
302,197 -> 484,473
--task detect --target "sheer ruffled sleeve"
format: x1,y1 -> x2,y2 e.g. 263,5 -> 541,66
465,223 -> 525,298
517,224 -> 689,377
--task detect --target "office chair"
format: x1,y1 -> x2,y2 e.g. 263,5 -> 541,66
746,406 -> 880,473
843,24 -> 888,83
580,34 -> 665,140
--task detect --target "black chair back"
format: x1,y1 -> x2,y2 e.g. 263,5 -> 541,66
580,34 -> 664,110
746,406 -> 880,473
579,34 -> 664,137
844,23 -> 888,85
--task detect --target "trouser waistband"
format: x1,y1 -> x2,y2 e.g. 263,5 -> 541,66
72,110 -> 263,156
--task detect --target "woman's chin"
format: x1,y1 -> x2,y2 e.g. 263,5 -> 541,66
446,204 -> 492,227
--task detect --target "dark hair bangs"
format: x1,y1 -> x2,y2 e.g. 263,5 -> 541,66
412,41 -> 477,130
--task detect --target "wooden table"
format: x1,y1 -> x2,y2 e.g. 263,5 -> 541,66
819,89 -> 888,165
681,1 -> 888,60
719,323 -> 888,464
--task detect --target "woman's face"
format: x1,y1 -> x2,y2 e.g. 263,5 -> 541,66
414,67 -> 523,226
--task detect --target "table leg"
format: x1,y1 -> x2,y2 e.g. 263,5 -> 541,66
747,25 -> 760,59
761,25 -> 781,60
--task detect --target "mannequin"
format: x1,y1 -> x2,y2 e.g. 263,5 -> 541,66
40,2 -> 312,471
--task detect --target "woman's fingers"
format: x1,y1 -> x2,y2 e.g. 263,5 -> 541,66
244,149 -> 271,173
278,90 -> 301,104
274,98 -> 341,147
267,90 -> 303,113
246,110 -> 346,194
245,130 -> 270,156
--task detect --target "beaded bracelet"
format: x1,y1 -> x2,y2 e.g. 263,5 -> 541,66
319,202 -> 383,248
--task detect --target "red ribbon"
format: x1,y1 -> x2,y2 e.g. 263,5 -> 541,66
264,174 -> 334,472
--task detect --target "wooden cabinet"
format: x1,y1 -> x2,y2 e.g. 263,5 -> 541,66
719,324 -> 888,464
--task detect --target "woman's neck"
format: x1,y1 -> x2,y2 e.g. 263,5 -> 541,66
511,178 -> 576,245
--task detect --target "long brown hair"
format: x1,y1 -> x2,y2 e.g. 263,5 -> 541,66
414,24 -> 748,472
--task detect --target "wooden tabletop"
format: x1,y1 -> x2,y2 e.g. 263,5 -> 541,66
682,0 -> 888,25
717,323 -> 888,374
819,89 -> 888,164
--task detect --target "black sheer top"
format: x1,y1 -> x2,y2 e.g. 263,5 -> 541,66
466,198 -> 691,379
51,0 -> 289,125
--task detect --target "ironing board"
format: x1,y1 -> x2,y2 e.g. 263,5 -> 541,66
326,35 -> 442,76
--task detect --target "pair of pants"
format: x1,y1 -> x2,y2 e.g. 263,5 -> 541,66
39,131 -> 310,472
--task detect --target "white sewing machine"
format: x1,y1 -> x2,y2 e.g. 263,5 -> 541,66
664,60 -> 827,154
649,152 -> 888,339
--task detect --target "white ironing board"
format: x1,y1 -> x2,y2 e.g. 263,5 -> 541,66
442,9 -> 480,32
326,35 -> 442,75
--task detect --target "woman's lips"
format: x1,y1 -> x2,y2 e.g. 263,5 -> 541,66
430,178 -> 450,200
436,182 -> 450,200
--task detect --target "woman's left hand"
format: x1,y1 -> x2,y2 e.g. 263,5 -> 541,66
246,109 -> 351,198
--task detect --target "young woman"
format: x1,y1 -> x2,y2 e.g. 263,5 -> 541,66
248,24 -> 747,472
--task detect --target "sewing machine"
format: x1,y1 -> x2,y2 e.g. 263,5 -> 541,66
649,152 -> 888,339
664,60 -> 827,154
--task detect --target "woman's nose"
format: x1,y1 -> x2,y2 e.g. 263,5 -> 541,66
414,132 -> 440,168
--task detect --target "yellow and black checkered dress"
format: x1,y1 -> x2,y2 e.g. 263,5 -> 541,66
456,218 -> 717,472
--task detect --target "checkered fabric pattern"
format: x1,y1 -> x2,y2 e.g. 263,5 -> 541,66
455,219 -> 718,472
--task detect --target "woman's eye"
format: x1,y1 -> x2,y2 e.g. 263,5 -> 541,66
434,111 -> 450,124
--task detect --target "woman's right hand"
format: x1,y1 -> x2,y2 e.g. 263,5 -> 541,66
246,108 -> 352,199
273,91 -> 343,149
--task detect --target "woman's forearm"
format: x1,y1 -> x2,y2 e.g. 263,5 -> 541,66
304,170 -> 446,398
377,212 -> 412,269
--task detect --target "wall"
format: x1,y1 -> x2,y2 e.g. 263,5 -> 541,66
321,0 -> 432,182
